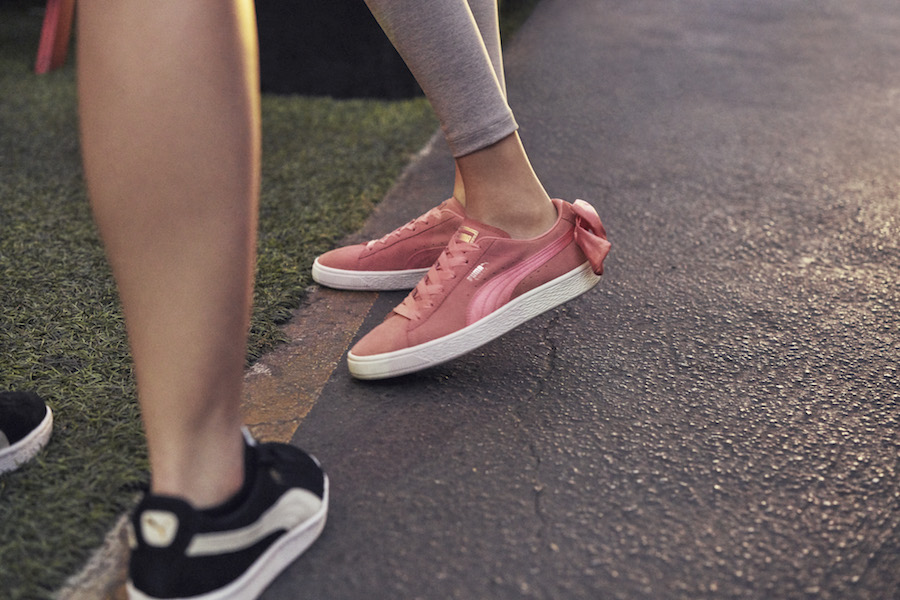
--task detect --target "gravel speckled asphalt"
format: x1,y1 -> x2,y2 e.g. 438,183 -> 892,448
266,1 -> 900,598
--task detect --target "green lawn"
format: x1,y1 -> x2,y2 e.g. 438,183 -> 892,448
0,1 -> 536,597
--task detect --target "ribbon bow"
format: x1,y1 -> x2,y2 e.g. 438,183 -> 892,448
572,199 -> 611,275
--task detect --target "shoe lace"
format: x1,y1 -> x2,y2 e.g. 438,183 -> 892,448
365,205 -> 443,250
394,235 -> 480,321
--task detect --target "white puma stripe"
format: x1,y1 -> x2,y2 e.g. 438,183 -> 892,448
186,489 -> 322,557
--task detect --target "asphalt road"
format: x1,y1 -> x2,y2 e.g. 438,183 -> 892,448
268,1 -> 900,598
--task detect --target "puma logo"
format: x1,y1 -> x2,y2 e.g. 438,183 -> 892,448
467,262 -> 488,282
140,510 -> 179,547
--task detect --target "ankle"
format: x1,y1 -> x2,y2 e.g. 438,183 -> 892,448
149,431 -> 246,509
467,195 -> 556,239
452,166 -> 466,207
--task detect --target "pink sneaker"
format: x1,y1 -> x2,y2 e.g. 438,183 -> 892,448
347,198 -> 611,379
311,198 -> 465,290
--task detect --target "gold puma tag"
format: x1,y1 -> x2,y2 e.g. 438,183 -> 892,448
457,226 -> 479,244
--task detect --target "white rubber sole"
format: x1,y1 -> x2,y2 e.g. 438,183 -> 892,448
0,405 -> 52,474
312,258 -> 428,291
348,261 -> 601,380
127,476 -> 329,600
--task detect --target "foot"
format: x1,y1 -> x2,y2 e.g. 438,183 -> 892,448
311,198 -> 465,291
347,199 -> 611,379
0,391 -> 53,475
127,431 -> 328,600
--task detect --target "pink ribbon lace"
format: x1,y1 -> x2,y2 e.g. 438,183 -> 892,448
572,199 -> 611,275
365,204 -> 443,250
393,233 -> 478,321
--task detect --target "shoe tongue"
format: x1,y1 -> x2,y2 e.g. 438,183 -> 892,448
454,218 -> 510,243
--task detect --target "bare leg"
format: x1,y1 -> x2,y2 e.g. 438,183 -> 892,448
78,0 -> 260,508
456,132 -> 555,238
368,0 -> 555,239
455,1 -> 556,237
452,0 -> 508,206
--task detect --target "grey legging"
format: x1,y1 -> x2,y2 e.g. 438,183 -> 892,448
365,0 -> 518,157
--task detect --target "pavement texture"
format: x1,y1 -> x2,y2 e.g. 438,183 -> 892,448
71,0 -> 899,598
266,1 -> 900,599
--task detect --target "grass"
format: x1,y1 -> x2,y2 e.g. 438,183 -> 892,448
0,1 -> 538,597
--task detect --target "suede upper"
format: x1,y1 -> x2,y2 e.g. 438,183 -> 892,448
351,199 -> 611,357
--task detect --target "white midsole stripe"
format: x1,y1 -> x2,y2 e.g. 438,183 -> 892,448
186,489 -> 322,557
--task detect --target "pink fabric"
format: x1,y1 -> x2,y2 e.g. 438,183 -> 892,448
316,198 -> 464,272
466,230 -> 573,325
572,199 -> 611,275
351,198 -> 612,358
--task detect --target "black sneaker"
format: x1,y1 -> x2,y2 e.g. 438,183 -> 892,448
127,430 -> 328,600
0,391 -> 53,475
